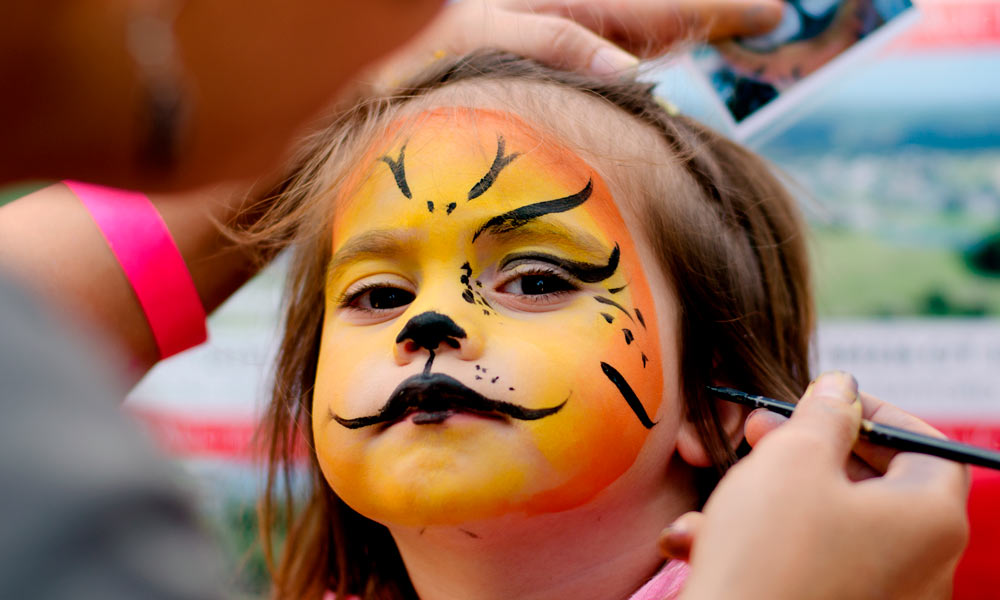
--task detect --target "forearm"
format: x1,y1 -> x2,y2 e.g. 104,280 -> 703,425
0,182 -> 261,382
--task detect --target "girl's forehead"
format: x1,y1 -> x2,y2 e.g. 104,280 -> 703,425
332,107 -> 631,240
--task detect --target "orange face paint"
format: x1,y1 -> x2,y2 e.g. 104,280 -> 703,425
312,108 -> 663,526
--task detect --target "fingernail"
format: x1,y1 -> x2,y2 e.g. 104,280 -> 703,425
658,523 -> 692,560
589,46 -> 639,78
811,371 -> 859,405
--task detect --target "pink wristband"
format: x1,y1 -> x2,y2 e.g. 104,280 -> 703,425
65,180 -> 207,359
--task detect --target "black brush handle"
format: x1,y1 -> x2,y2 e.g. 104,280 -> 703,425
862,421 -> 1000,470
707,386 -> 1000,471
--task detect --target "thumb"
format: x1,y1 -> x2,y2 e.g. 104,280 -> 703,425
659,511 -> 704,562
784,371 -> 863,465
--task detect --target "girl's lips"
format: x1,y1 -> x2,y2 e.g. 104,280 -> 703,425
329,372 -> 566,430
406,406 -> 509,426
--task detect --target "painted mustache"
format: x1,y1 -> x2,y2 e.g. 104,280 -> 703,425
331,373 -> 567,429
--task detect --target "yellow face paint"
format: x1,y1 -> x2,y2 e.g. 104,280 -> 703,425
312,108 -> 663,526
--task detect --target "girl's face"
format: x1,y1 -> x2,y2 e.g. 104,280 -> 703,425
312,108 -> 678,526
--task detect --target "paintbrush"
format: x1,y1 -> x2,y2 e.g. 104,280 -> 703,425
707,385 -> 1000,471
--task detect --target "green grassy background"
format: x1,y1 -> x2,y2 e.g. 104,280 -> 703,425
812,227 -> 1000,317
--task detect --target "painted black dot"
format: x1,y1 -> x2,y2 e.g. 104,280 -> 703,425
634,308 -> 646,329
623,328 -> 634,345
460,274 -> 470,286
475,365 -> 481,371
600,312 -> 614,324
509,387 -> 515,391
426,201 -> 434,213
475,375 -> 482,380
446,202 -> 457,214
491,376 -> 499,383
608,285 -> 627,294
475,280 -> 483,287
641,353 -> 648,367
483,309 -> 490,315
462,290 -> 475,304
481,367 -> 487,373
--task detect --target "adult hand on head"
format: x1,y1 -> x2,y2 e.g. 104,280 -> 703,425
367,0 -> 783,89
662,372 -> 970,600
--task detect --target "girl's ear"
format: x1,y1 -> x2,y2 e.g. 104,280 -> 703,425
675,396 -> 747,468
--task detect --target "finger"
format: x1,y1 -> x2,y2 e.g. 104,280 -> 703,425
744,407 -> 787,447
777,371 -> 863,467
506,0 -> 783,55
745,401 -> 879,480
844,454 -> 882,482
848,391 -> 950,475
881,445 -> 971,499
846,391 -> 969,497
487,11 -> 639,77
658,511 -> 703,561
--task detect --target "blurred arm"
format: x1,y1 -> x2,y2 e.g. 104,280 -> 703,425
0,182 -> 261,382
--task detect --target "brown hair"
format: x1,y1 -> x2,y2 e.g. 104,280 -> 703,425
251,51 -> 814,600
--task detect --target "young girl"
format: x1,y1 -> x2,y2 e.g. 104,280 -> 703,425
251,50 -> 813,600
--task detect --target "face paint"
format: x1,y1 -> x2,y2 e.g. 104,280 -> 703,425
312,108 -> 664,526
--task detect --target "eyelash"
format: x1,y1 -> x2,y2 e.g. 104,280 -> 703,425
495,263 -> 581,302
338,281 -> 412,313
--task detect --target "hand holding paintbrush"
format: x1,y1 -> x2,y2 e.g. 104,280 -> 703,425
708,383 -> 1000,471
665,372 -> 969,599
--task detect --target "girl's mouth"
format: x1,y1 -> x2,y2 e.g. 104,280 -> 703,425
329,372 -> 566,429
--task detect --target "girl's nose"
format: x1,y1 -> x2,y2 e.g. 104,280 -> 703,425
393,310 -> 484,365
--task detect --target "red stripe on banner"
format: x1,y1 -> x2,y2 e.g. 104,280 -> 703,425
893,1 -> 1000,50
127,407 -> 261,461
933,422 -> 1000,450
956,466 -> 1000,600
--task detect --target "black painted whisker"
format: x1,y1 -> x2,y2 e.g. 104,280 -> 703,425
468,135 -> 520,200
601,362 -> 656,429
380,145 -> 412,199
594,295 -> 633,321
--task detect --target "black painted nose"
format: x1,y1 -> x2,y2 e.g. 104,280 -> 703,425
395,311 -> 467,352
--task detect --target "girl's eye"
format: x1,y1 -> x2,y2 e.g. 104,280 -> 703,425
496,264 -> 580,304
344,285 -> 415,311
506,273 -> 576,296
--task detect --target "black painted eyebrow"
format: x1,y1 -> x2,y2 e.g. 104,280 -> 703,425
380,144 -> 411,199
472,178 -> 593,242
468,136 -> 520,200
499,244 -> 620,284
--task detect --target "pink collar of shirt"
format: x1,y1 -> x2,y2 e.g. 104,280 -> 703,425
324,559 -> 689,600
629,560 -> 690,600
